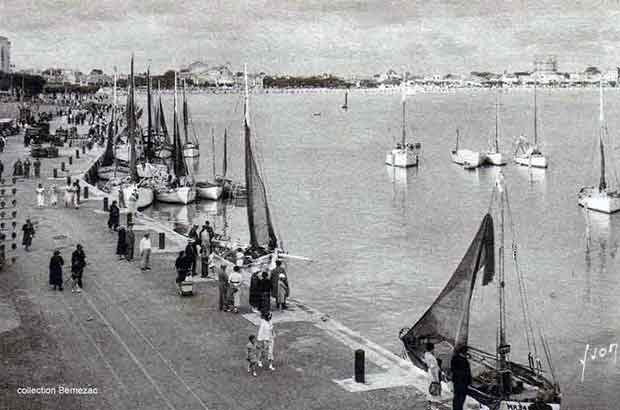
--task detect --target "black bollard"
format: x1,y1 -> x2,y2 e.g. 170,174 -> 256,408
61,162 -> 65,172
69,140 -> 72,148
103,197 -> 109,211
354,349 -> 365,383
75,149 -> 80,159
68,156 -> 73,165
82,145 -> 86,154
83,186 -> 89,199
53,169 -> 58,178
126,212 -> 133,226
158,232 -> 165,249
66,176 -> 71,186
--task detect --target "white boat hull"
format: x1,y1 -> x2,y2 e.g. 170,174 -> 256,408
385,148 -> 418,168
155,186 -> 196,204
183,144 -> 200,158
514,154 -> 548,168
451,149 -> 484,168
484,152 -> 507,166
196,183 -> 223,200
110,185 -> 154,210
578,187 -> 620,214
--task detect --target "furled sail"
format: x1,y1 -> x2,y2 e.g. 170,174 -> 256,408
244,120 -> 278,250
400,213 -> 495,369
172,75 -> 188,178
158,98 -> 170,143
102,118 -> 115,166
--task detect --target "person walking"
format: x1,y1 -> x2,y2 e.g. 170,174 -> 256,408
0,159 -> 4,179
74,180 -> 81,207
139,233 -> 152,270
22,219 -> 35,251
228,266 -> 242,313
200,242 -> 210,278
35,183 -> 45,208
256,312 -> 276,370
49,250 -> 64,291
450,346 -> 472,410
63,181 -> 73,208
23,158 -> 31,178
218,265 -> 229,311
258,271 -> 272,314
246,335 -> 259,377
108,200 -> 120,231
116,226 -> 127,260
271,260 -> 288,306
33,158 -> 41,178
276,273 -> 289,310
424,342 -> 441,408
71,244 -> 86,293
249,270 -> 261,311
49,185 -> 58,207
13,159 -> 23,177
184,240 -> 196,277
200,221 -> 215,253
175,250 -> 190,284
125,224 -> 135,261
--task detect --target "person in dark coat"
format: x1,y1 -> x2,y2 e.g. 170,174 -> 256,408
125,224 -> 135,261
0,159 -> 4,179
49,250 -> 64,291
451,345 -> 472,410
116,227 -> 127,260
184,241 -> 196,277
175,251 -> 191,284
23,158 -> 31,178
71,244 -> 86,292
249,270 -> 261,310
13,159 -> 23,176
108,200 -> 120,231
33,158 -> 41,178
22,219 -> 35,251
270,260 -> 288,303
258,271 -> 272,314
218,265 -> 229,311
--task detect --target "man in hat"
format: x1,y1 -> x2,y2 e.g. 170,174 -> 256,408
139,233 -> 152,271
125,223 -> 136,261
451,345 -> 472,410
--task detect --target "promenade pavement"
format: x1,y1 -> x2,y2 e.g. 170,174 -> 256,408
0,115 -> 431,410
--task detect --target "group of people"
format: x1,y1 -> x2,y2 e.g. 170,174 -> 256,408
34,180 -> 82,208
249,260 -> 290,313
48,244 -> 87,293
12,157 -> 42,179
246,311 -> 276,377
115,225 -> 152,270
423,342 -> 472,410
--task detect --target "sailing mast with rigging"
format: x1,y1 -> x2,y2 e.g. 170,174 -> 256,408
485,92 -> 507,166
514,81 -> 548,168
181,80 -> 200,158
385,74 -> 421,168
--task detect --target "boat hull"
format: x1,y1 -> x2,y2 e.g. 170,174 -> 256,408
451,149 -> 484,168
155,186 -> 196,204
196,182 -> 223,200
183,143 -> 200,158
154,146 -> 173,160
386,148 -> 419,168
578,188 -> 620,213
515,154 -> 548,168
98,166 -> 129,181
484,152 -> 507,166
110,185 -> 154,210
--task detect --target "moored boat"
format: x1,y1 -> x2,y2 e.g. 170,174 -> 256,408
155,186 -> 196,204
385,75 -> 421,168
515,82 -> 548,169
196,181 -> 223,200
483,92 -> 507,166
451,129 -> 485,168
181,81 -> 200,158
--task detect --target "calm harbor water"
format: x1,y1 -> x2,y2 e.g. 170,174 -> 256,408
142,88 -> 620,409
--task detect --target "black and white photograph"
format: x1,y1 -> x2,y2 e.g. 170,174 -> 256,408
1,2 -> 620,409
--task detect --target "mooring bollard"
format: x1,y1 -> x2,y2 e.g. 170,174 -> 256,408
103,197 -> 109,211
158,232 -> 165,249
82,145 -> 86,154
126,212 -> 133,226
61,162 -> 65,172
76,149 -> 80,159
69,141 -> 72,148
66,176 -> 71,185
68,156 -> 73,165
53,168 -> 58,178
83,186 -> 89,199
354,349 -> 365,383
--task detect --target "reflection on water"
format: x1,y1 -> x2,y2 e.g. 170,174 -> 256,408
514,165 -> 547,193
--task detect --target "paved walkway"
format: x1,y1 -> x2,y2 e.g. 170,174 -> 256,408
0,117 -> 431,410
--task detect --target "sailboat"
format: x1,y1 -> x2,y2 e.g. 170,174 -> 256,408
214,128 -> 235,198
341,90 -> 348,110
181,81 -> 200,158
514,82 -> 548,168
155,72 -> 196,205
196,127 -> 224,200
400,172 -> 561,410
110,56 -> 155,210
385,76 -> 421,168
153,81 -> 174,160
450,128 -> 485,169
578,82 -> 620,214
484,92 -> 507,166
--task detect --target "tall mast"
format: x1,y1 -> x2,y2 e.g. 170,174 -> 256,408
244,64 -> 249,124
113,67 -> 117,134
211,127 -> 216,179
533,80 -> 538,146
455,128 -> 459,151
599,81 -> 607,192
146,67 -> 152,161
495,92 -> 500,153
182,80 -> 189,144
128,55 -> 138,182
222,128 -> 228,177
401,74 -> 406,146
496,172 -> 510,396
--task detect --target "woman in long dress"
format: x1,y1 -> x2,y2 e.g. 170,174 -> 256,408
49,250 -> 64,291
49,184 -> 58,207
256,312 -> 276,370
35,183 -> 45,208
63,182 -> 73,208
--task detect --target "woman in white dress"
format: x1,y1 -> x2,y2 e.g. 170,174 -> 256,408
49,184 -> 58,207
63,182 -> 73,208
35,183 -> 45,208
256,311 -> 276,370
423,342 -> 441,409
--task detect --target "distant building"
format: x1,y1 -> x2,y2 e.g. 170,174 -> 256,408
0,36 -> 11,73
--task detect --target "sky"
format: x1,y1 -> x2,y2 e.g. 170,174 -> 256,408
2,0 -> 620,76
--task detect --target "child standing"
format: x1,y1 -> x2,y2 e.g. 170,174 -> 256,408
246,335 -> 259,377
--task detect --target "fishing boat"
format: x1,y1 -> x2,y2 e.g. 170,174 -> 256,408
578,82 -> 620,214
214,128 -> 235,198
181,81 -> 200,158
450,129 -> 485,168
155,72 -> 196,205
514,83 -> 548,169
196,128 -> 223,200
484,92 -> 507,166
341,90 -> 348,110
400,172 -> 561,410
385,76 -> 421,168
153,81 -> 173,160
